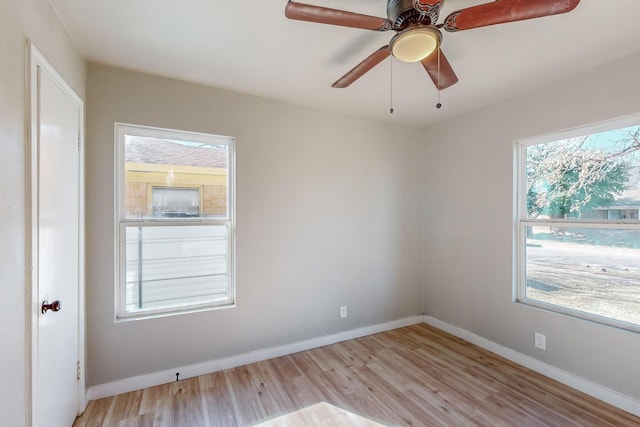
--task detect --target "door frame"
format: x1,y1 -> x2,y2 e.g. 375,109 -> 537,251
25,41 -> 86,424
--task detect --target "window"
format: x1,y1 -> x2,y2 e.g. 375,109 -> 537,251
516,117 -> 640,332
116,123 -> 235,319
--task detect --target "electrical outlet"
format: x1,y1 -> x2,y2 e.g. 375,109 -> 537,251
340,305 -> 347,319
534,332 -> 546,350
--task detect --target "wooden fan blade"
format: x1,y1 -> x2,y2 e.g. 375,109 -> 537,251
421,48 -> 458,90
332,46 -> 391,88
443,0 -> 580,32
285,1 -> 392,31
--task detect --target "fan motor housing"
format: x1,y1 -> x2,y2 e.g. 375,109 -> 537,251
387,0 -> 438,29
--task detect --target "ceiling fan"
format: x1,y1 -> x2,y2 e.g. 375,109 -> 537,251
285,0 -> 581,91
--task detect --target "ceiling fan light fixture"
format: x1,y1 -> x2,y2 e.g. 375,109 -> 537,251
390,26 -> 441,63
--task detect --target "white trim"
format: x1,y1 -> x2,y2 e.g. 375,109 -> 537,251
423,316 -> 640,417
77,93 -> 87,414
515,112 -> 640,148
26,41 -> 86,424
87,316 -> 423,400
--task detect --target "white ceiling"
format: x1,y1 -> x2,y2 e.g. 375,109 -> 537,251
49,0 -> 640,127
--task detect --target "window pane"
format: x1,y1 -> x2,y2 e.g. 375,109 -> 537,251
525,225 -> 640,326
526,125 -> 640,220
124,135 -> 228,219
124,225 -> 229,313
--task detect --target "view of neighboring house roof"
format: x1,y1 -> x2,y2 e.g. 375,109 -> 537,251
596,188 -> 640,209
125,136 -> 227,168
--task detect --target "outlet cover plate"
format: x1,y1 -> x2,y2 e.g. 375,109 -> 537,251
534,332 -> 546,350
340,305 -> 347,319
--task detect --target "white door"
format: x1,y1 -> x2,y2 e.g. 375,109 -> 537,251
31,46 -> 84,427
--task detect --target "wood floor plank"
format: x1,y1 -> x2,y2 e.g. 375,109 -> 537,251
223,365 -> 268,425
138,383 -> 171,415
74,396 -> 113,427
199,371 -> 238,427
283,373 -> 327,409
74,324 -> 640,426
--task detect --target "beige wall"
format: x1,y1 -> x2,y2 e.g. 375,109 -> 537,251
0,0 -> 85,424
422,52 -> 640,400
85,63 -> 426,386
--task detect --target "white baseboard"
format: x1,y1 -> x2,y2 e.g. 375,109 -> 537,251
423,315 -> 640,417
87,315 -> 423,401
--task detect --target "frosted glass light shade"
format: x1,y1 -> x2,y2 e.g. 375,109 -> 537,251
390,27 -> 441,63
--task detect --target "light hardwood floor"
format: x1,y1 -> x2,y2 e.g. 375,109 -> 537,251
74,324 -> 640,426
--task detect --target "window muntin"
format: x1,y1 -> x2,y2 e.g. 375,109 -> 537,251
517,119 -> 640,332
116,124 -> 235,319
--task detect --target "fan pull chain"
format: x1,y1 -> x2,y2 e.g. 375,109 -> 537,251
436,46 -> 442,109
389,57 -> 394,114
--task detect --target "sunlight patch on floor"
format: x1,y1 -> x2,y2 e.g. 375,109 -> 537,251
253,402 -> 387,426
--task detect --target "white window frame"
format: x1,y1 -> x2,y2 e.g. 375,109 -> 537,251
115,123 -> 236,320
515,114 -> 640,333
